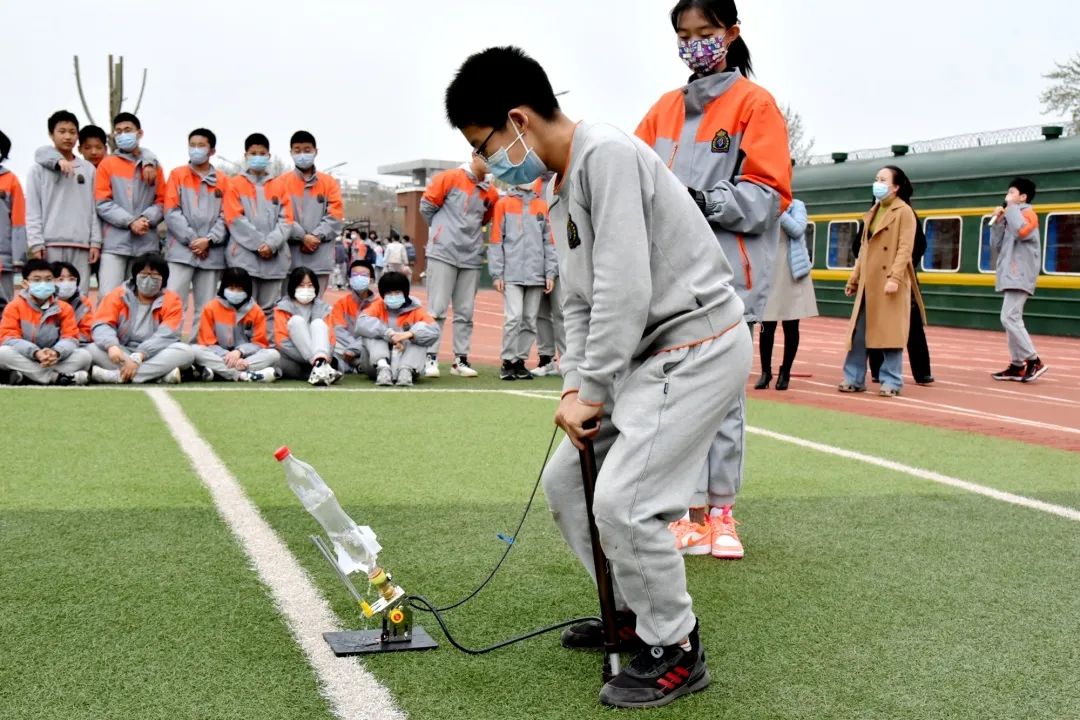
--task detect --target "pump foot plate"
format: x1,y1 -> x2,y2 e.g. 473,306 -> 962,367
323,626 -> 439,655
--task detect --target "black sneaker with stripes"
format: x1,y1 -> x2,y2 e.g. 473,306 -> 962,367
559,610 -> 644,653
599,619 -> 710,709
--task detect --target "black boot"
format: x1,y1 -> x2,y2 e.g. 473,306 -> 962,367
753,370 -> 772,390
775,368 -> 790,391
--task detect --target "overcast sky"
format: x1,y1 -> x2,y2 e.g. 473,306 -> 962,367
3,0 -> 1078,184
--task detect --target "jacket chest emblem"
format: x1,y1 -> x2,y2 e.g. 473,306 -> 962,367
711,129 -> 731,154
567,215 -> 580,249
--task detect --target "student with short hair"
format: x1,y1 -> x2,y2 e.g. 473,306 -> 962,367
77,125 -> 109,168
165,128 -> 229,336
89,253 -> 193,384
52,260 -> 94,343
0,258 -> 91,385
990,177 -> 1048,382
277,131 -> 344,296
192,267 -> 280,383
27,110 -> 103,295
354,271 -> 440,387
330,259 -> 378,373
273,267 -> 341,385
94,113 -> 167,295
0,128 -> 27,306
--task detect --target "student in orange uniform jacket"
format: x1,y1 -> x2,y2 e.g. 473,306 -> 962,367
192,267 -> 280,383
330,259 -> 377,374
52,261 -> 94,343
0,128 -> 27,306
354,271 -> 440,387
273,266 -> 341,386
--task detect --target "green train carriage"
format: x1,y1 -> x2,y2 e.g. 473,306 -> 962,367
795,129 -> 1080,337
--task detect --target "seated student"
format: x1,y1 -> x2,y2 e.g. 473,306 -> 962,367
52,261 -> 94,343
191,267 -> 280,383
354,271 -> 440,387
330,259 -> 377,374
273,267 -> 341,385
0,258 -> 91,385
89,253 -> 194,384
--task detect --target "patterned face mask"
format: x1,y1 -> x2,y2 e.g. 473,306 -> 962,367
678,35 -> 728,75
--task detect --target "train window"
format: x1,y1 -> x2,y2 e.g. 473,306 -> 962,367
1044,213 -> 1080,275
978,215 -> 996,273
922,217 -> 962,272
803,222 -> 816,265
826,221 -> 859,269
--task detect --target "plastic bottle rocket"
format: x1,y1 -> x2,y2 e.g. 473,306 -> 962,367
275,446 -> 382,575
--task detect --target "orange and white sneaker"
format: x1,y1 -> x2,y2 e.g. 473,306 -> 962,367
670,518 -> 712,556
709,509 -> 744,560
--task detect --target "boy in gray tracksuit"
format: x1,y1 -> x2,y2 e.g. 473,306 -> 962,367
354,271 -> 440,387
446,47 -> 751,709
27,111 -> 102,296
0,129 -> 27,306
490,183 -> 556,380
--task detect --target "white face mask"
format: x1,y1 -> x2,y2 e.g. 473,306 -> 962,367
56,280 -> 79,300
294,288 -> 317,305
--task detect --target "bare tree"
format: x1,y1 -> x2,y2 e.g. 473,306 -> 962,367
782,104 -> 815,166
74,54 -> 148,149
1040,53 -> 1080,133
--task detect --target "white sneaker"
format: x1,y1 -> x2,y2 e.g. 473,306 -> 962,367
375,365 -> 394,386
72,370 -> 89,386
451,358 -> 478,378
162,368 -> 183,385
308,363 -> 333,386
531,361 -> 559,377
424,356 -> 440,378
240,368 -> 280,383
91,366 -> 120,384
328,367 -> 344,385
198,366 -> 215,382
395,368 -> 414,387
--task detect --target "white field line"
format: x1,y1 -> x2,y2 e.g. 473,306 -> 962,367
145,388 -> 405,720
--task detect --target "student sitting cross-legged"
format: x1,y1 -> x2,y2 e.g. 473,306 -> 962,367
0,258 -> 92,385
88,253 -> 194,384
330,259 -> 378,374
273,266 -> 341,386
354,271 -> 440,387
52,261 -> 94,344
191,267 -> 280,383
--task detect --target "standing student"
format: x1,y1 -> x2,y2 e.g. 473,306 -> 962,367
419,155 -> 499,378
383,231 -> 410,277
77,125 -> 109,168
94,113 -> 166,295
354,271 -> 440,387
273,267 -> 341,385
191,267 -> 280,383
330,259 -> 378,373
635,0 -> 792,560
26,111 -> 102,295
278,131 -> 344,297
0,129 -> 27,306
0,258 -> 91,385
446,46 -> 752,709
52,261 -> 94,344
532,176 -> 565,377
490,182 -> 556,381
224,133 -> 294,336
165,128 -> 228,337
990,177 -> 1048,383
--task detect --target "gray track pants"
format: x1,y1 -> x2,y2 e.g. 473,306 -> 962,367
426,258 -> 480,358
536,277 -> 566,359
98,253 -> 136,296
541,323 -> 752,646
278,317 -> 331,379
0,347 -> 92,384
192,346 -> 280,381
88,343 -> 194,383
363,338 -> 428,379
501,284 -> 543,362
1001,290 -> 1038,364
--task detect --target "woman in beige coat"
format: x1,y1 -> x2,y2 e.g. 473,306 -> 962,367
840,165 -> 926,397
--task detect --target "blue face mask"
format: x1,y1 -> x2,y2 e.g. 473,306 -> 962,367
189,147 -> 210,165
384,294 -> 406,310
486,118 -> 548,186
247,154 -> 270,171
292,152 -> 316,171
872,182 -> 890,201
349,275 -> 370,293
115,132 -> 138,152
29,281 -> 56,300
223,289 -> 248,306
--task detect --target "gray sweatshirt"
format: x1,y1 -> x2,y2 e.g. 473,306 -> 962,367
551,121 -> 745,404
27,147 -> 103,252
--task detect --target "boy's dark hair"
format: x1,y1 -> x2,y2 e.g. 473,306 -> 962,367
130,253 -> 169,284
78,125 -> 108,146
378,271 -> 411,299
51,260 -> 82,286
245,132 -> 270,151
0,129 -> 10,161
670,0 -> 753,77
48,110 -> 80,134
1009,177 -> 1037,203
112,112 -> 141,130
349,259 -> 375,277
359,231 -> 369,240
189,128 -> 217,149
403,235 -> 411,242
290,130 -> 317,148
22,258 -> 54,277
218,267 -> 254,299
445,46 -> 560,130
286,266 -> 320,298
883,165 -> 914,204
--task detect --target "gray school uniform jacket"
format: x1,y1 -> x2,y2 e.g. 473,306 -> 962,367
420,166 -> 500,270
280,169 -> 345,275
489,185 -> 557,286
2,291 -> 79,359
0,166 -> 27,270
27,147 -> 102,253
224,172 -> 293,280
551,121 -> 745,405
273,296 -> 334,357
164,164 -> 228,270
95,149 -> 166,257
990,203 -> 1041,295
92,282 -> 184,358
354,296 -> 440,348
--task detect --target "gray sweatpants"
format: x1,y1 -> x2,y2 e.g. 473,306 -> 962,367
99,253 -> 136,296
167,264 -> 222,341
1,271 -> 15,304
46,246 -> 92,295
278,316 -> 331,379
192,346 -> 280,381
363,337 -> 428,379
426,258 -> 480,358
0,346 -> 92,384
541,323 -> 752,646
501,284 -> 543,362
536,277 -> 566,360
1001,290 -> 1038,364
88,343 -> 194,383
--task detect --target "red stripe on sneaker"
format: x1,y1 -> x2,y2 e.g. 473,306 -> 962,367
673,666 -> 690,679
664,671 -> 684,685
657,678 -> 675,690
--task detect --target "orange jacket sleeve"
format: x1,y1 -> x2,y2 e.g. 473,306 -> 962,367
159,292 -> 184,332
196,304 -> 217,346
482,185 -> 499,226
736,100 -> 794,211
421,170 -> 453,209
164,168 -> 184,212
490,198 -> 506,244
251,307 -> 269,349
0,301 -> 22,343
58,303 -> 80,341
92,288 -> 124,328
1018,208 -> 1039,239
634,103 -> 659,147
274,306 -> 290,347
93,158 -> 114,202
223,179 -> 244,226
154,163 -> 167,208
